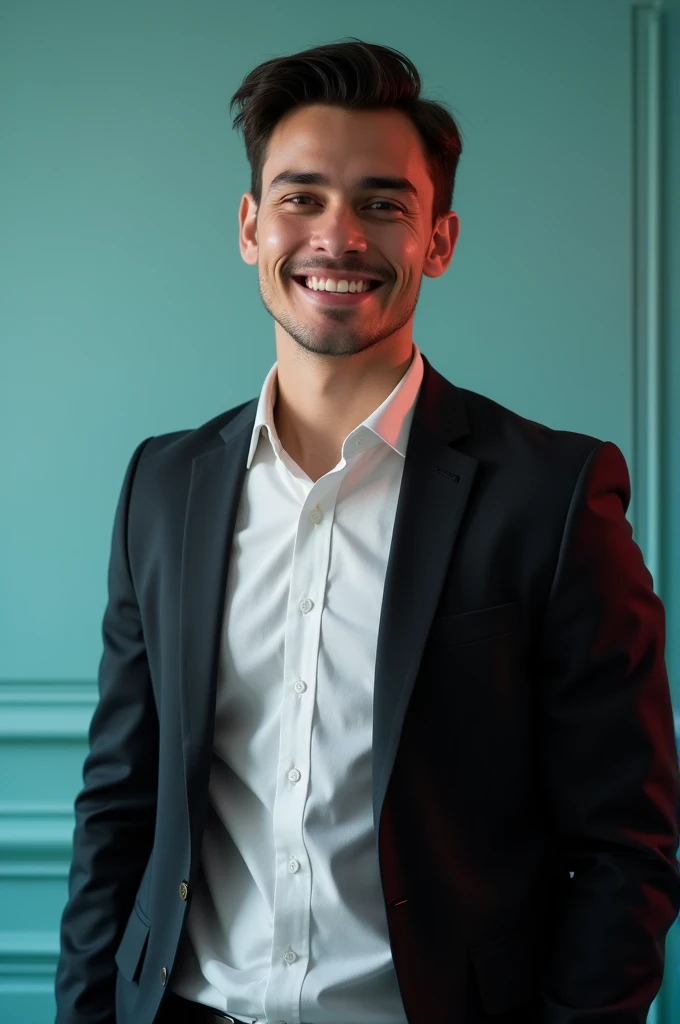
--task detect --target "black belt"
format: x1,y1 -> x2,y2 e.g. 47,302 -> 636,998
157,992 -> 253,1024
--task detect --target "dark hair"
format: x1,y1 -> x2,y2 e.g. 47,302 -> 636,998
229,38 -> 464,230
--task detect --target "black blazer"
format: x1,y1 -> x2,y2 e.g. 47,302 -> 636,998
55,355 -> 680,1024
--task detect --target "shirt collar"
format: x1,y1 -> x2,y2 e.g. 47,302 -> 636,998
245,341 -> 424,470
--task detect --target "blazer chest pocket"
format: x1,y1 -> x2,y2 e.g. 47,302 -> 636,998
427,601 -> 519,648
115,904 -> 151,983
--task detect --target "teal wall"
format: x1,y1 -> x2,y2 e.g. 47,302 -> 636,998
1,1 -> 677,1021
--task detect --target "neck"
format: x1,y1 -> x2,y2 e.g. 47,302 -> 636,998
272,338 -> 415,476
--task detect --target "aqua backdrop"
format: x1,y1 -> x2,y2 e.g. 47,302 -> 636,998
1,1 -> 678,1021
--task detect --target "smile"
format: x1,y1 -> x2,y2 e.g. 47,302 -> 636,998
291,277 -> 384,306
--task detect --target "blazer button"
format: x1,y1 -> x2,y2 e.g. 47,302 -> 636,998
179,881 -> 189,900
160,967 -> 167,986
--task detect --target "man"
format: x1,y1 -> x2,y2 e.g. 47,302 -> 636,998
55,38 -> 680,1024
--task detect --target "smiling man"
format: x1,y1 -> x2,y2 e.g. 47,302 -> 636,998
55,38 -> 680,1024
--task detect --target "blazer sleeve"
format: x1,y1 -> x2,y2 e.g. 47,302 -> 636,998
536,440 -> 680,1024
54,437 -> 159,1024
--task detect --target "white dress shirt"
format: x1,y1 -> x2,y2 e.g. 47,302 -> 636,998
170,342 -> 424,1024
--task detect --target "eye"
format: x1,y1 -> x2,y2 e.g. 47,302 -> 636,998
368,200 -> 402,212
283,195 -> 402,212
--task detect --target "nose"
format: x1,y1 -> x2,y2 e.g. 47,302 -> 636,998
308,205 -> 368,258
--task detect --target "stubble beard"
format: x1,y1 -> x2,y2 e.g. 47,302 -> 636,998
258,274 -> 421,358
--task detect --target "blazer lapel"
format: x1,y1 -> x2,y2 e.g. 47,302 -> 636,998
178,357 -> 477,846
178,404 -> 255,833
371,362 -> 476,841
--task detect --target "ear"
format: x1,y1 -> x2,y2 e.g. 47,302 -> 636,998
422,211 -> 460,279
239,193 -> 259,266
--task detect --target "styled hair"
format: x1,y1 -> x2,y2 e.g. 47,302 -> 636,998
229,38 -> 464,230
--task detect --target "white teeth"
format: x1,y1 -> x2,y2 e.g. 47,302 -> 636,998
304,276 -> 373,293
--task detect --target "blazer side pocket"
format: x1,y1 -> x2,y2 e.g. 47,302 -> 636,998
114,904 -> 151,984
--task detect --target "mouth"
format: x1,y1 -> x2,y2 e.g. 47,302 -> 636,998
291,276 -> 385,306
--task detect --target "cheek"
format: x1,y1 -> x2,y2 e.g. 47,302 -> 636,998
261,217 -> 303,254
401,234 -> 423,261
262,227 -> 285,250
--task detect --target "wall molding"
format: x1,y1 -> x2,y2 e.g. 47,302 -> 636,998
631,3 -> 664,599
0,683 -> 92,878
0,680 -> 96,740
0,680 -> 97,704
0,805 -> 74,872
627,1 -> 665,1008
0,931 -> 60,976
630,13 -> 678,1016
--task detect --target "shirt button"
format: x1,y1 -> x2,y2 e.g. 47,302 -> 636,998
294,680 -> 307,694
179,881 -> 189,900
283,949 -> 297,964
299,597 -> 314,613
288,858 -> 300,873
160,967 -> 167,985
288,768 -> 301,783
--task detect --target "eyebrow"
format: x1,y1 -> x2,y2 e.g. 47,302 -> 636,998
267,170 -> 419,202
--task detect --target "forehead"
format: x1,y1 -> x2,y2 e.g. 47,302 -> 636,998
262,104 -> 430,189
